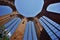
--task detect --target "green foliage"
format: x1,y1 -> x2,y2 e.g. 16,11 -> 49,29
0,26 -> 9,40
3,36 -> 9,40
0,35 -> 9,40
0,26 -> 5,30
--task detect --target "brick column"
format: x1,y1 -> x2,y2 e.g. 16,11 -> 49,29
10,18 -> 27,40
34,17 -> 43,40
0,11 -> 18,26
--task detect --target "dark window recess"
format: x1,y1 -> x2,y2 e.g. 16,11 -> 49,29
22,21 -> 25,24
14,37 -> 16,39
10,15 -> 13,17
13,14 -> 15,16
36,21 -> 37,24
35,20 -> 37,23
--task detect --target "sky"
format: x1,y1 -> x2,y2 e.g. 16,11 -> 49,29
0,0 -> 60,17
15,0 -> 44,17
47,3 -> 60,13
0,6 -> 12,16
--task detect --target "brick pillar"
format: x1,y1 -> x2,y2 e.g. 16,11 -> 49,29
34,17 -> 43,40
0,11 -> 18,26
10,18 -> 27,40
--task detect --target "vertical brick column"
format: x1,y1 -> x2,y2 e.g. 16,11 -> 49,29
10,18 -> 27,40
34,17 -> 43,40
0,11 -> 18,26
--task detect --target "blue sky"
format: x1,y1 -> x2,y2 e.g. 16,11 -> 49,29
47,3 -> 60,13
0,0 -> 60,17
15,0 -> 44,17
0,6 -> 12,16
